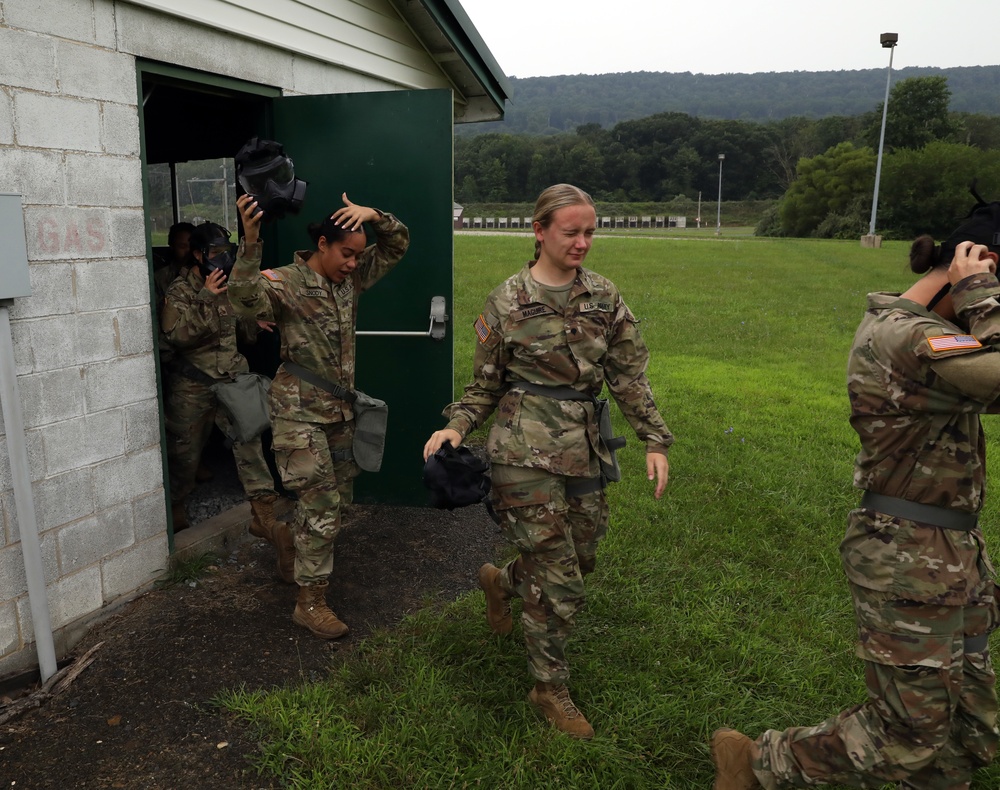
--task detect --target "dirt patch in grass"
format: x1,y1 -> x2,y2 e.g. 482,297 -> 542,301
0,503 -> 503,789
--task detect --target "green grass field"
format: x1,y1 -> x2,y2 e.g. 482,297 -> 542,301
220,235 -> 1000,789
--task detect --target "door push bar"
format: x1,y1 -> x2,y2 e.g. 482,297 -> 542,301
356,296 -> 449,341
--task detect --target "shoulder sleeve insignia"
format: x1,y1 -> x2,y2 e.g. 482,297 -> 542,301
474,314 -> 492,344
261,269 -> 283,282
926,334 -> 983,352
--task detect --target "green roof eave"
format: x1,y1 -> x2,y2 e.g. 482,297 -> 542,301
421,0 -> 513,109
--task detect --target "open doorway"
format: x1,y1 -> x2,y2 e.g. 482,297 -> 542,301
139,64 -> 457,549
138,64 -> 282,546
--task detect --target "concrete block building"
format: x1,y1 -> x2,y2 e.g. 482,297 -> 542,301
0,0 -> 510,679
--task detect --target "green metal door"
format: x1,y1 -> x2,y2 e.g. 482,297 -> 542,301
269,89 -> 454,505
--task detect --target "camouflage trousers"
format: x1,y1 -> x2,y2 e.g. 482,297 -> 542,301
165,375 -> 275,503
270,416 -> 358,586
754,581 -> 1000,789
489,464 -> 609,685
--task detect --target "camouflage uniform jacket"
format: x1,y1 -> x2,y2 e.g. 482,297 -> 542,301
444,261 -> 672,477
843,272 -> 1000,605
226,213 -> 410,425
160,266 -> 256,382
154,260 -> 185,311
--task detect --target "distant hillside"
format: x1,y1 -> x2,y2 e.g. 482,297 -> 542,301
461,66 -> 1000,135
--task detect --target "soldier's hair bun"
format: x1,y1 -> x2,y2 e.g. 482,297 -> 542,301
308,215 -> 362,247
909,235 -> 942,274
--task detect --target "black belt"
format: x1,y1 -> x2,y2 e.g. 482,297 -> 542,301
515,381 -> 595,403
861,491 -> 979,532
565,476 -> 604,498
172,357 -> 222,386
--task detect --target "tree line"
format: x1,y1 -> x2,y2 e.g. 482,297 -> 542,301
462,66 -> 1000,136
456,76 -> 1000,240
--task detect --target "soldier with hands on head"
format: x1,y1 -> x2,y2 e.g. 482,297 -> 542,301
713,193 -> 1000,789
423,183 -> 671,739
160,222 -> 285,539
227,191 -> 410,640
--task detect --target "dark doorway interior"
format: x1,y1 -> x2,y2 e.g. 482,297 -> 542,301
140,70 -> 284,536
142,79 -> 264,165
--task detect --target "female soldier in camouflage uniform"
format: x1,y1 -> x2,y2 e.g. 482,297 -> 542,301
713,198 -> 1000,789
228,193 -> 409,640
160,222 -> 282,537
423,183 -> 671,739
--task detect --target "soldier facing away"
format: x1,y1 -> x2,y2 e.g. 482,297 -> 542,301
423,183 -> 671,739
713,195 -> 1000,789
228,192 -> 410,640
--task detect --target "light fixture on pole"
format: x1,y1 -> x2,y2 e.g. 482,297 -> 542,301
716,153 -> 725,236
866,32 -> 898,246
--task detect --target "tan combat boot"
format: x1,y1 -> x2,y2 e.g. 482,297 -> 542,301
249,495 -> 278,540
527,681 -> 594,740
711,728 -> 761,790
249,496 -> 296,584
478,563 -> 512,634
292,582 -> 349,639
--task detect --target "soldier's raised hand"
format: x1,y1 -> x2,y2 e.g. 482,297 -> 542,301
949,241 -> 997,286
237,194 -> 263,244
204,267 -> 228,295
331,193 -> 380,232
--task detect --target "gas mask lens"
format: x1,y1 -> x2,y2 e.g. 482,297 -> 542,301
237,158 -> 295,196
200,242 -> 235,277
235,137 -> 307,220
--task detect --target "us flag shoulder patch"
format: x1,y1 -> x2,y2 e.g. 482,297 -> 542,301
927,334 -> 983,352
474,314 -> 492,344
261,269 -> 283,281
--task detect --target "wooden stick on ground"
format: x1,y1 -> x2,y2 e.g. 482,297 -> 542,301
0,641 -> 105,726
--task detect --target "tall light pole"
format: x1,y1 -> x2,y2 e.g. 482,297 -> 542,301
716,153 -> 725,236
867,32 -> 898,243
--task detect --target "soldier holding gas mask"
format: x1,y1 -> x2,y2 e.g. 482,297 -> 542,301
228,137 -> 410,640
161,222 -> 290,572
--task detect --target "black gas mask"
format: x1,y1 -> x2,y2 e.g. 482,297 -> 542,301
926,181 -> 1000,311
192,223 -> 235,278
235,137 -> 307,221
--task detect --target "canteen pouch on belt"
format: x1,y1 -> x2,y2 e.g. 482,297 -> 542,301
596,398 -> 626,483
352,391 -> 388,473
211,372 -> 272,444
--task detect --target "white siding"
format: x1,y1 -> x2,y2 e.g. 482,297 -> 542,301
122,0 -> 454,90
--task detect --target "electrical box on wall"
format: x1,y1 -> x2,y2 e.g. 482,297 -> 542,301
0,194 -> 32,300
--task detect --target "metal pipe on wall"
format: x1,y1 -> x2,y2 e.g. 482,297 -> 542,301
0,303 -> 57,682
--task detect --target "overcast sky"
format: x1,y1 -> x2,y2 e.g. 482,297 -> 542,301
459,0 -> 1000,78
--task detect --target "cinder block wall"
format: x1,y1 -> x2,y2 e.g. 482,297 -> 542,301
0,1 -> 165,677
0,0 -> 397,678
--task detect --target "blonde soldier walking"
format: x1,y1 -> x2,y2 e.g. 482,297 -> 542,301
228,192 -> 409,639
423,184 -> 671,739
161,222 -> 286,548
